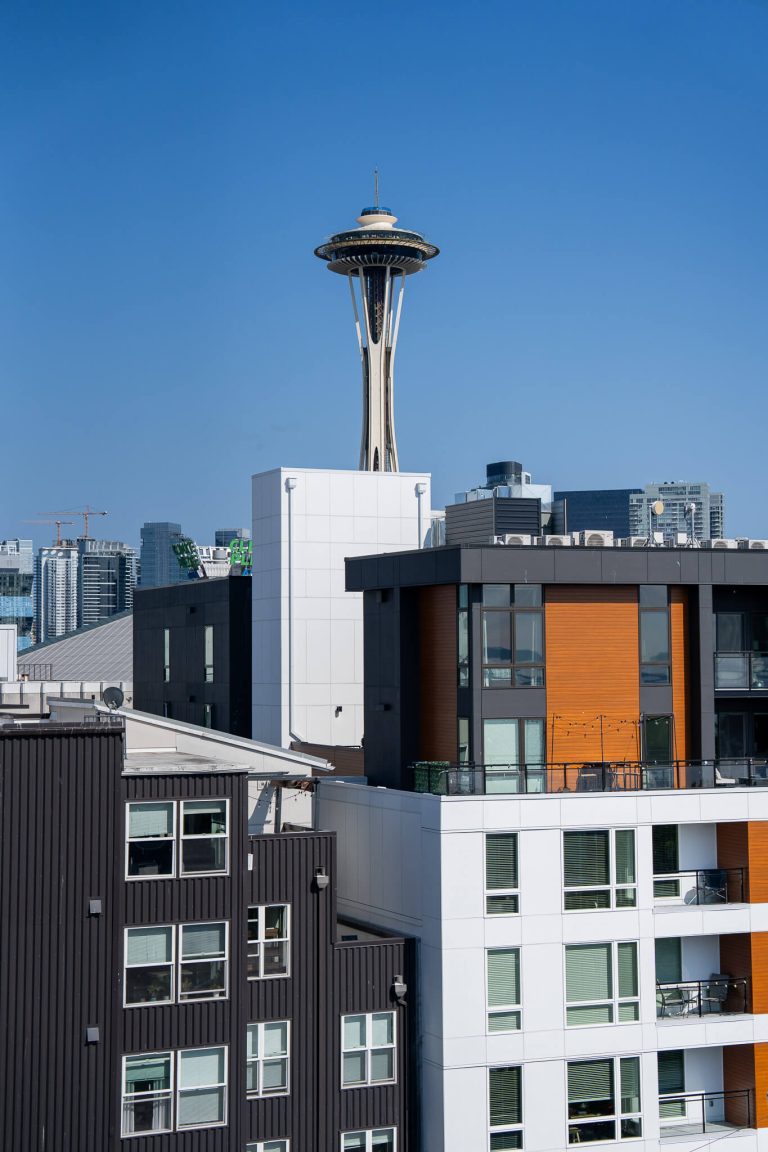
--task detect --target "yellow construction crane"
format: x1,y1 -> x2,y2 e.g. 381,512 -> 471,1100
39,506 -> 108,539
23,519 -> 75,546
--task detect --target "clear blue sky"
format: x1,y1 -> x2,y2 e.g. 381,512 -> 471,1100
2,0 -> 767,549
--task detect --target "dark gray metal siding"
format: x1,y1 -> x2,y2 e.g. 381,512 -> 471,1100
0,726 -> 124,1152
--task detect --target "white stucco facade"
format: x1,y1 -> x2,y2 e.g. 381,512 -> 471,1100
316,780 -> 768,1152
251,467 -> 431,749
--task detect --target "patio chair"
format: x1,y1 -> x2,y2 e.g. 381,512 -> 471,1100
700,974 -> 730,1013
657,982 -> 689,1017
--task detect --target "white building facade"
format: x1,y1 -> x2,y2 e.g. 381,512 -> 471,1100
35,544 -> 79,642
317,779 -> 768,1152
251,466 -> 431,748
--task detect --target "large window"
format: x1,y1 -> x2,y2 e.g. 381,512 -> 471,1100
639,586 -> 670,685
489,1065 -> 523,1150
563,830 -> 636,910
247,905 -> 290,978
483,718 -> 545,792
247,1143 -> 289,1152
341,1012 -> 396,1087
342,1131 -> 396,1152
652,825 -> 680,899
482,584 -> 544,687
458,585 -> 470,687
567,1057 -> 641,1143
565,942 -> 639,1025
485,833 -> 519,914
121,1046 -> 227,1136
246,1022 -> 290,1097
124,923 -> 228,1006
126,799 -> 229,879
487,949 -> 521,1031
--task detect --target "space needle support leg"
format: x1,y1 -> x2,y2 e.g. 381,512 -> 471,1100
347,273 -> 364,359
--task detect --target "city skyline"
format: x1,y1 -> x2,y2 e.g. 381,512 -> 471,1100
3,1 -> 767,549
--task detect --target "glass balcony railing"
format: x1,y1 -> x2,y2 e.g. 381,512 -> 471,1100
715,651 -> 768,689
411,759 -> 768,795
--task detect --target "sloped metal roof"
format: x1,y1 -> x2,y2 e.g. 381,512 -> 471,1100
18,612 -> 133,681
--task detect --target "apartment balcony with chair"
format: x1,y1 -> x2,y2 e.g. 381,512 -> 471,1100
655,935 -> 750,1021
411,759 -> 757,797
658,1046 -> 754,1139
652,823 -> 748,906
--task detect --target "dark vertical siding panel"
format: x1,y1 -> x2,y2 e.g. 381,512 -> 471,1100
0,727 -> 122,1152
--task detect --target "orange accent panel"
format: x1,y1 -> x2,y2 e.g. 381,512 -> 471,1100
418,585 -> 457,761
717,823 -> 749,901
755,1045 -> 768,1128
669,588 -> 690,761
545,586 -> 640,764
719,934 -> 752,1012
748,824 -> 768,904
751,934 -> 768,1016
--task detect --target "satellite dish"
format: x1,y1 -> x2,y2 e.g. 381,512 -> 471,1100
651,500 -> 665,516
102,686 -> 124,711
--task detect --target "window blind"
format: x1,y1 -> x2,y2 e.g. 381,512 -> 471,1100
652,826 -> 679,874
129,803 -> 173,839
617,942 -> 638,998
620,1057 -> 641,1113
566,944 -> 611,1002
486,834 -> 518,889
563,832 -> 609,887
488,949 -> 520,1006
484,719 -> 519,766
263,1023 -> 288,1057
178,1087 -> 224,1126
181,924 -> 225,958
568,1059 -> 613,1106
125,1055 -> 171,1090
489,1066 -> 522,1126
371,1013 -> 393,1047
126,926 -> 172,965
658,1051 -> 685,1094
655,938 -> 682,983
614,830 -> 636,884
178,1047 -> 224,1088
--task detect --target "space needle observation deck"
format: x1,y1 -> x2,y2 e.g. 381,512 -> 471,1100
315,196 -> 439,472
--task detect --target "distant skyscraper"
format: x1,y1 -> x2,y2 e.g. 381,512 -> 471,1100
554,489 -> 643,538
77,539 -> 137,628
139,522 -> 186,588
215,528 -> 251,547
629,482 -> 725,541
315,195 -> 439,472
0,539 -> 34,651
35,544 -> 79,643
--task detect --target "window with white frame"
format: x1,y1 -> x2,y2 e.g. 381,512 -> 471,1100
563,829 -> 636,910
341,1012 -> 396,1087
565,942 -> 639,1025
487,949 -> 521,1032
342,1130 -> 396,1152
126,799 -> 229,879
163,628 -> 170,683
489,1065 -> 523,1150
121,1046 -> 227,1137
246,1143 -> 289,1152
204,624 -> 214,682
485,833 -> 519,914
247,905 -> 290,978
124,923 -> 228,1006
246,1022 -> 290,1097
567,1057 -> 641,1144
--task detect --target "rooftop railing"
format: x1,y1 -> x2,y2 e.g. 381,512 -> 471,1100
411,758 -> 768,796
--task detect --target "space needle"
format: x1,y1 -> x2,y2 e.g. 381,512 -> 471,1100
315,179 -> 439,472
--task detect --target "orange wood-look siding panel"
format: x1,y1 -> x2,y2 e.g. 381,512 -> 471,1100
418,585 -> 458,762
748,824 -> 768,904
545,587 -> 640,763
669,588 -> 690,761
755,1045 -> 768,1127
750,934 -> 768,1016
717,823 -> 750,901
723,1045 -> 756,1127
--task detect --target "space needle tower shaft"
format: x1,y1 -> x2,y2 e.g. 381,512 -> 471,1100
315,185 -> 439,472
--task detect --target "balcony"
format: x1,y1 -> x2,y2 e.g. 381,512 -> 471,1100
715,651 -> 768,690
656,977 -> 749,1019
653,868 -> 747,905
660,1089 -> 752,1139
411,760 -> 761,796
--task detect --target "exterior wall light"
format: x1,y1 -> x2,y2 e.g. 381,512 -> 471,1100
314,867 -> 330,891
392,975 -> 407,1005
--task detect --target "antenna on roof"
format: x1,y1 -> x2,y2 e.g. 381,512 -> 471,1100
374,168 -> 379,209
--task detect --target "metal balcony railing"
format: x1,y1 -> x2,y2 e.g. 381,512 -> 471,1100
715,651 -> 768,690
659,1089 -> 752,1136
652,867 -> 746,904
411,759 -> 768,796
656,977 -> 749,1018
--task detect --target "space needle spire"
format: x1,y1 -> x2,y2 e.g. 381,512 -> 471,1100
315,182 -> 439,472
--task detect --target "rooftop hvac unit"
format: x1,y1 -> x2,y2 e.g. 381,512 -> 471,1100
738,539 -> 768,550
674,532 -> 688,546
489,534 -> 533,546
620,537 -> 648,548
580,530 -> 614,547
707,539 -> 739,550
539,535 -> 572,547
